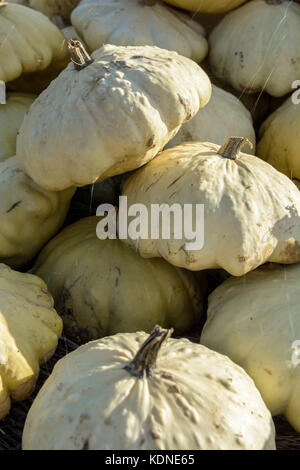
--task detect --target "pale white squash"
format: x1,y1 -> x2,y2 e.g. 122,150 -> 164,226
0,92 -> 35,161
34,217 -> 206,342
0,157 -> 75,267
121,137 -> 300,276
22,326 -> 275,450
0,2 -> 68,83
166,85 -> 256,152
201,263 -> 300,432
71,0 -> 208,62
0,264 -> 62,419
16,41 -> 211,191
209,0 -> 300,97
163,0 -> 247,13
257,98 -> 300,179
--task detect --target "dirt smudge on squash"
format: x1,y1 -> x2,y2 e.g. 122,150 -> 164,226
6,201 -> 22,213
264,369 -> 272,376
177,93 -> 193,121
81,439 -> 89,450
79,413 -> 91,423
282,240 -> 300,263
146,136 -> 155,148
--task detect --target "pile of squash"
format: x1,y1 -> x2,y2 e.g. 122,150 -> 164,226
0,0 -> 299,451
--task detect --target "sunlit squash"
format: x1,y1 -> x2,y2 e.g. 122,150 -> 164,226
0,92 -> 35,161
22,326 -> 275,449
71,0 -> 208,62
0,157 -> 75,267
0,264 -> 62,419
0,2 -> 68,83
163,0 -> 247,14
257,98 -> 300,180
16,41 -> 211,191
34,217 -> 206,343
121,137 -> 300,276
201,263 -> 300,432
209,0 -> 300,97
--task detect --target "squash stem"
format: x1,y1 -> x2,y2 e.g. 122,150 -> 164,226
217,137 -> 253,160
124,325 -> 173,378
68,39 -> 94,71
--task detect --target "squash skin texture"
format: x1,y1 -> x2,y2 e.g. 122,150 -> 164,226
0,264 -> 62,419
6,0 -> 79,20
71,0 -> 208,62
121,141 -> 300,276
0,92 -> 36,162
209,0 -> 300,97
34,217 -> 206,342
16,44 -> 211,191
0,157 -> 75,267
22,331 -> 275,450
257,98 -> 300,179
163,0 -> 247,13
28,0 -> 80,20
201,263 -> 300,432
165,84 -> 256,152
0,3 -> 68,83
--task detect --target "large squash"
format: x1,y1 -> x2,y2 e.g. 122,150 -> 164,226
16,41 -> 211,191
34,217 -> 206,343
162,0 -> 247,13
0,157 -> 75,267
257,98 -> 300,179
71,0 -> 208,62
165,84 -> 255,152
0,92 -> 35,161
121,137 -> 300,276
22,326 -> 275,450
0,2 -> 68,83
201,263 -> 300,432
0,264 -> 62,419
209,0 -> 300,97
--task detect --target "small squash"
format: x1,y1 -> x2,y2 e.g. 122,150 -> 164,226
34,217 -> 206,342
166,84 -> 256,152
71,0 -> 208,62
209,0 -> 300,97
0,157 -> 75,267
0,264 -> 62,419
16,41 -> 211,191
162,0 -> 247,13
201,263 -> 300,432
0,2 -> 68,83
121,137 -> 300,276
22,326 -> 275,450
257,98 -> 300,179
0,92 -> 35,161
